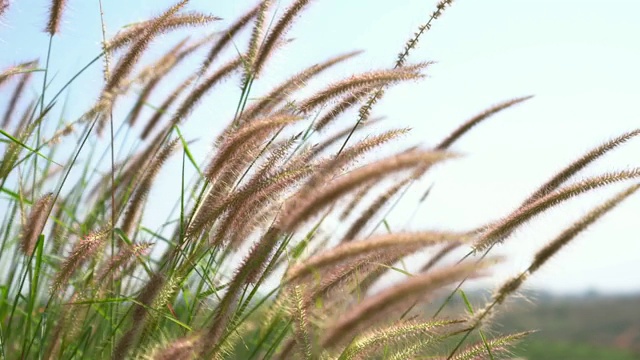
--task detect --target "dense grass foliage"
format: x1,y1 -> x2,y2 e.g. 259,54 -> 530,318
0,1 -> 638,359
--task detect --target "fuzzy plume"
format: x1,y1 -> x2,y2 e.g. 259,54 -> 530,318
287,231 -> 467,283
45,0 -> 68,35
321,260 -> 491,347
2,60 -> 37,128
252,0 -> 313,77
280,149 -> 453,232
473,168 -> 640,252
51,224 -> 111,294
106,12 -> 220,52
20,193 -> 54,255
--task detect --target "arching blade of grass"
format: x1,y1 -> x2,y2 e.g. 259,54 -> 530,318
173,125 -> 203,178
0,129 -> 61,167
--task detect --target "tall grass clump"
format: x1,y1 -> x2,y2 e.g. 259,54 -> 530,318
0,1 -> 637,359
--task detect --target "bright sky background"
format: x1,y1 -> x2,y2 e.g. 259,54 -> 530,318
1,1 -> 639,294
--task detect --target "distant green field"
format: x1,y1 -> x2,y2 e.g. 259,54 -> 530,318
424,291 -> 640,359
514,340 -> 639,360
495,292 -> 640,359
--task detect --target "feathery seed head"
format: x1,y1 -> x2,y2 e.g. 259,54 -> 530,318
2,61 -> 37,128
395,0 -> 453,68
280,149 -> 454,231
521,128 -> 640,206
52,224 -> 111,294
45,0 -> 68,35
0,0 -> 9,17
106,12 -> 220,52
529,183 -> 640,273
435,95 -> 534,150
147,335 -> 199,360
473,168 -> 640,252
20,193 -> 54,255
297,64 -> 429,113
286,231 -> 467,282
252,0 -> 313,77
321,259 -> 492,347
200,1 -> 263,72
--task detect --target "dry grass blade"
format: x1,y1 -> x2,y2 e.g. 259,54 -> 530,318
216,166 -> 313,249
91,1 -> 196,132
395,0 -> 453,68
299,252 -> 379,309
339,182 -> 375,220
293,128 -> 410,212
331,128 -> 411,171
466,185 -> 640,355
349,248 -> 423,296
1,2 -> 637,359
0,122 -> 38,179
355,0 -> 453,126
420,242 -> 461,273
130,31 -> 214,90
13,100 -> 37,134
249,134 -> 301,184
104,1 -> 190,93
127,38 -> 190,126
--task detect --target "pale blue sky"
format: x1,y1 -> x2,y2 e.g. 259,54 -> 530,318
1,1 -> 639,293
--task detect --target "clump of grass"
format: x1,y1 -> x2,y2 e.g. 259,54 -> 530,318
0,1 -> 637,359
